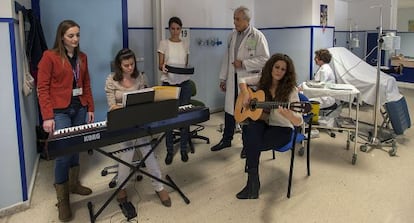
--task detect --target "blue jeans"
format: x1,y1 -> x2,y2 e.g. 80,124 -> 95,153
222,112 -> 247,144
54,104 -> 87,184
163,80 -> 191,152
245,121 -> 291,169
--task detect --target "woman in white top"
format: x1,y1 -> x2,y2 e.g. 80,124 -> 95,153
236,53 -> 303,199
312,49 -> 336,109
158,17 -> 192,165
105,48 -> 171,207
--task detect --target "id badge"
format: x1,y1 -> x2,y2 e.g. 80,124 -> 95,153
72,88 -> 83,96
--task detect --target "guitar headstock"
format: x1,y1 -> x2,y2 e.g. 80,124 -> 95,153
290,102 -> 312,114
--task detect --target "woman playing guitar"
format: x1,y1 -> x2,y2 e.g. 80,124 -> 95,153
235,53 -> 304,200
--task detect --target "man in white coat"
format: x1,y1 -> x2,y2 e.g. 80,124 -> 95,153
210,6 -> 269,157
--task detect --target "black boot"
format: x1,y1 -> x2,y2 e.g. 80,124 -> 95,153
240,147 -> 247,159
236,168 -> 260,199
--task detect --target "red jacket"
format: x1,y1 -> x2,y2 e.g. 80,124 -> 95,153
37,50 -> 94,120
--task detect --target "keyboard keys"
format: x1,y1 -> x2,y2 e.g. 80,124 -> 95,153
52,121 -> 107,137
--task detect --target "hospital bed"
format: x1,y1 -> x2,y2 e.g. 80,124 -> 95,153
328,47 -> 410,156
328,47 -> 402,105
303,82 -> 360,164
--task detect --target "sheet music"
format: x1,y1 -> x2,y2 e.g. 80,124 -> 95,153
122,87 -> 155,107
152,86 -> 181,101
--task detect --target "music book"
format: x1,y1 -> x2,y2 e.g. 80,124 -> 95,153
152,86 -> 181,102
122,87 -> 155,107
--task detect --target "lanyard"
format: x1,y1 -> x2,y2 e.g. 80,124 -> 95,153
72,59 -> 80,87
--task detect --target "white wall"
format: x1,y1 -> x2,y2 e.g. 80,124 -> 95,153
312,0 -> 335,26
397,7 -> 414,31
347,0 -> 397,30
0,0 -> 31,18
334,0 -> 349,30
255,0 -> 313,27
0,0 -> 12,17
162,0 -> 253,28
255,0 -> 334,28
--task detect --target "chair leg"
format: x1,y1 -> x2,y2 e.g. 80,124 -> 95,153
287,146 -> 296,198
307,122 -> 312,176
306,139 -> 311,176
188,137 -> 195,153
192,135 -> 210,144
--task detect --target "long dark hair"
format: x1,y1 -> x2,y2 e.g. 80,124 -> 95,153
258,53 -> 297,102
168,16 -> 182,28
113,48 -> 140,81
52,20 -> 81,60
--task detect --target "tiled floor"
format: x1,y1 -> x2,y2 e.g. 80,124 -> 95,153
1,88 -> 414,223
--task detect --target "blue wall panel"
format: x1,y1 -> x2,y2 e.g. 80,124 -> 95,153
40,0 -> 123,121
262,28 -> 312,84
0,20 -> 22,210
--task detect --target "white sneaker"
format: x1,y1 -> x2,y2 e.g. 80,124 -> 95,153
310,129 -> 320,138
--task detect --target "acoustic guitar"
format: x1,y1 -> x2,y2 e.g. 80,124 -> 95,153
234,88 -> 312,123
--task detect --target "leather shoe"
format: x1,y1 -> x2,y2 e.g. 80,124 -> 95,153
240,147 -> 247,159
156,189 -> 171,207
181,151 -> 189,162
165,152 -> 173,165
210,140 -> 231,151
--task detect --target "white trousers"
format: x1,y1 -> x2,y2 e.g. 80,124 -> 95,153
117,136 -> 164,192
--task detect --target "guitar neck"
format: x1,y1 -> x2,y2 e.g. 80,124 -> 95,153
253,101 -> 290,109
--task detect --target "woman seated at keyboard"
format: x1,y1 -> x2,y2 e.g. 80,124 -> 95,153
104,48 -> 171,207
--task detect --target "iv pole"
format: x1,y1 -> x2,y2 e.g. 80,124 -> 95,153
371,6 -> 383,145
360,5 -> 397,156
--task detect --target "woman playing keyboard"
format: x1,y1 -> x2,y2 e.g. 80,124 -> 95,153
105,48 -> 171,207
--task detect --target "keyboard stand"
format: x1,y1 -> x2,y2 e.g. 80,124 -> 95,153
101,150 -> 144,188
87,133 -> 190,223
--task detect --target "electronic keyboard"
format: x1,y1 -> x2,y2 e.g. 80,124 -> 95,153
42,105 -> 209,160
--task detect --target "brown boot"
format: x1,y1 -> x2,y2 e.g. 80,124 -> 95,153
55,182 -> 72,222
117,189 -> 128,203
69,166 -> 92,195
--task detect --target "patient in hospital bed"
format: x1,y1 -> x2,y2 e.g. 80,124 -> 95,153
310,49 -> 337,110
302,49 -> 340,137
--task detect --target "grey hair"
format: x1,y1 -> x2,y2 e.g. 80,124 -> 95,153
234,6 -> 251,22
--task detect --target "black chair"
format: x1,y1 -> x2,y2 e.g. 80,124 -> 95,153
360,96 -> 411,156
271,93 -> 313,198
173,80 -> 210,153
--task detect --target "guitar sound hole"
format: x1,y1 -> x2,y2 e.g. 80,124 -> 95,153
250,99 -> 257,110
